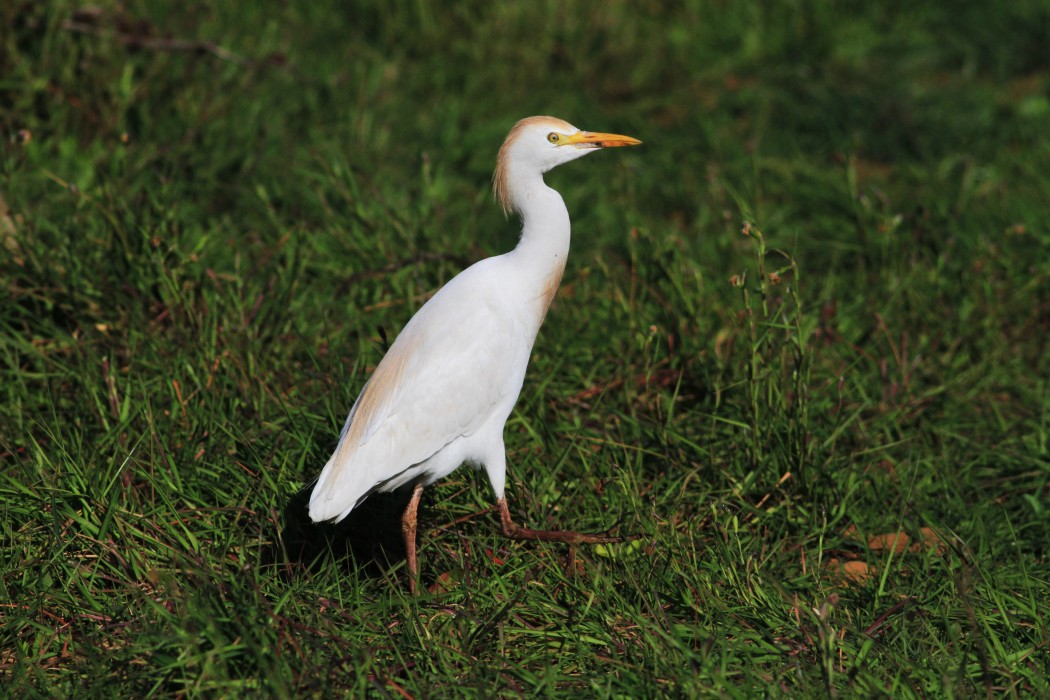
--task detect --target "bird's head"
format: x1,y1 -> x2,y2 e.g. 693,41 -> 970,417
494,116 -> 641,215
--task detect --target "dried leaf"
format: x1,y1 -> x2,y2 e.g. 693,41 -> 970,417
427,571 -> 457,594
594,538 -> 644,560
827,557 -> 875,585
910,527 -> 948,555
868,532 -> 911,554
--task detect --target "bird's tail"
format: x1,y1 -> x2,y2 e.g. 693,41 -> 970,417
308,454 -> 357,523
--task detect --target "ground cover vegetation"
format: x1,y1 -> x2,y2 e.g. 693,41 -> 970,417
2,1 -> 1049,696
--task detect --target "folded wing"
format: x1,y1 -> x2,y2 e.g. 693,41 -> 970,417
309,269 -> 524,522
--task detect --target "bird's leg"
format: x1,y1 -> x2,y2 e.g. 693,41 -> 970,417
401,483 -> 425,595
497,497 -> 637,545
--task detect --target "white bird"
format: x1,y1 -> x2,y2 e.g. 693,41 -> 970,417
309,116 -> 641,592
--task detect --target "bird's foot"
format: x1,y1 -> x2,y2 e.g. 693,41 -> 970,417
496,497 -> 639,545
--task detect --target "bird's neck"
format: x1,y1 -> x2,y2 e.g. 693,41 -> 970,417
506,172 -> 571,325
511,173 -> 571,270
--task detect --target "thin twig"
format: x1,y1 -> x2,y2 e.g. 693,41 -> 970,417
62,20 -> 251,66
427,506 -> 496,536
864,596 -> 918,638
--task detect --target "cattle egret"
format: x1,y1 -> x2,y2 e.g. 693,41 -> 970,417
309,116 -> 641,592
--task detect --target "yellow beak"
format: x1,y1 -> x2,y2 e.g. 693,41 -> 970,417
565,130 -> 642,148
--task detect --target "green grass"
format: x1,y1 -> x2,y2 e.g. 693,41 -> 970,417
3,0 -> 1049,696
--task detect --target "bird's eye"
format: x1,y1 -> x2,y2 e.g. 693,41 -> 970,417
547,133 -> 560,144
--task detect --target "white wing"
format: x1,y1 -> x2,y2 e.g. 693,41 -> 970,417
308,259 -> 530,522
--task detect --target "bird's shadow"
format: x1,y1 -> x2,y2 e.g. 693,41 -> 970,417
269,486 -> 412,582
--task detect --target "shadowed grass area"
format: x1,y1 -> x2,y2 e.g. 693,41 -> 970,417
2,0 -> 1049,696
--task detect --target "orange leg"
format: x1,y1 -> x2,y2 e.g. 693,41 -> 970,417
496,497 -> 636,545
401,483 -> 425,594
